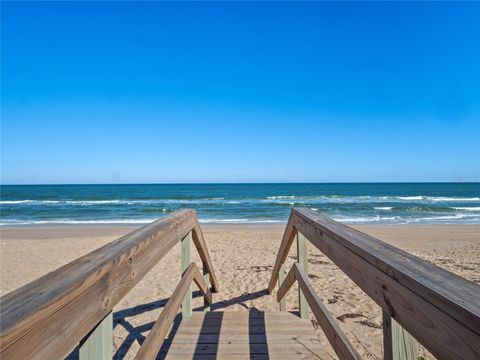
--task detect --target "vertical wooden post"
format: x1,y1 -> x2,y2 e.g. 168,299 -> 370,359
181,231 -> 192,318
383,310 -> 393,360
297,232 -> 309,319
203,260 -> 211,311
278,263 -> 286,311
79,311 -> 112,360
383,311 -> 418,360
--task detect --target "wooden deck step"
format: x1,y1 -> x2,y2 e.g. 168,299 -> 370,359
164,311 -> 328,360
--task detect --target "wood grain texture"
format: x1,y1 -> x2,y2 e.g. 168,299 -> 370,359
383,310 -> 393,360
166,311 -> 325,360
181,232 -> 192,318
277,263 -> 361,360
192,216 -> 219,292
267,211 -> 297,294
278,264 -> 286,311
276,207 -> 480,360
391,316 -> 417,360
203,260 -> 211,311
79,311 -> 112,360
297,232 -> 309,319
134,263 -> 212,360
0,209 -> 219,360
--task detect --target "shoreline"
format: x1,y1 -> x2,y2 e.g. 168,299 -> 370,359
2,222 -> 480,229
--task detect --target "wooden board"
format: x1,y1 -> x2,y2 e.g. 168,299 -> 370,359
383,310 -> 418,360
0,209 -> 219,360
134,263 -> 212,360
277,263 -> 361,360
297,232 -> 309,319
293,208 -> 480,334
269,207 -> 480,360
181,232 -> 192,318
79,311 -> 112,360
165,311 -> 325,359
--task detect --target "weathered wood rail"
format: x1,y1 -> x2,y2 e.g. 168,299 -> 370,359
277,262 -> 361,360
134,262 -> 212,360
1,207 -> 479,359
0,209 -> 219,360
269,207 -> 480,360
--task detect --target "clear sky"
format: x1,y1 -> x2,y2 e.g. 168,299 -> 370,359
1,1 -> 479,184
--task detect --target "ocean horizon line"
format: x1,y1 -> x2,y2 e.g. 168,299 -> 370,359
2,181 -> 479,186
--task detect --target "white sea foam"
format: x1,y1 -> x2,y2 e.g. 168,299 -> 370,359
3,195 -> 479,207
200,219 -> 284,224
452,207 -> 480,211
266,196 -> 296,199
0,217 -> 285,225
0,218 -> 157,226
426,197 -> 480,202
0,198 -> 228,206
0,200 -> 34,204
405,214 -> 478,222
374,207 -> 393,211
333,216 -> 397,223
65,200 -> 122,204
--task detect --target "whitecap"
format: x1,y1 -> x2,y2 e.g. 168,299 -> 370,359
266,196 -> 296,199
396,196 -> 424,200
0,218 -> 157,225
426,197 -> 480,202
0,200 -> 34,204
200,219 -> 284,224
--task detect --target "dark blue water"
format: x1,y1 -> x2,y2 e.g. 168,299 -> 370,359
1,183 -> 479,225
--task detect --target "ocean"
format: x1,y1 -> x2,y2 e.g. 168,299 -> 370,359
0,183 -> 479,226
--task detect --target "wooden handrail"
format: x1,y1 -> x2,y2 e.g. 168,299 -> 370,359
191,214 -> 219,292
134,262 -> 212,360
269,208 -> 480,360
268,210 -> 298,294
0,209 -> 218,360
277,263 -> 361,360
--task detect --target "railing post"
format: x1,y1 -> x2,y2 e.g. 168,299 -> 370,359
383,311 -> 418,360
297,231 -> 309,319
181,231 -> 192,318
278,264 -> 286,311
202,260 -> 211,311
79,311 -> 112,360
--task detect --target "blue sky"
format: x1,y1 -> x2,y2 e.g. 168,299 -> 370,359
1,2 -> 479,184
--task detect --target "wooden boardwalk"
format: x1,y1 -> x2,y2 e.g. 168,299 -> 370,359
1,208 -> 479,360
165,311 -> 325,360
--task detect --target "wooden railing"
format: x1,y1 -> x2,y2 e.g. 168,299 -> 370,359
134,262 -> 212,360
0,209 -> 219,360
269,207 -> 480,360
278,262 -> 361,360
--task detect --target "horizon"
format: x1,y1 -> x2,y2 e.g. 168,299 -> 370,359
1,180 -> 480,186
2,2 -> 479,184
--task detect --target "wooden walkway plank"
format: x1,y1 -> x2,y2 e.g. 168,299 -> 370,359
166,311 -> 325,360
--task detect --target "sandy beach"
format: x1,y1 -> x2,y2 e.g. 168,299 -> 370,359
1,224 -> 479,359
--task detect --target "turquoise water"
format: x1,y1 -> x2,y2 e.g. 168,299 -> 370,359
1,183 -> 479,225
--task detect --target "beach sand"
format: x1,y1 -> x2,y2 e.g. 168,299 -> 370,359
1,224 -> 479,359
